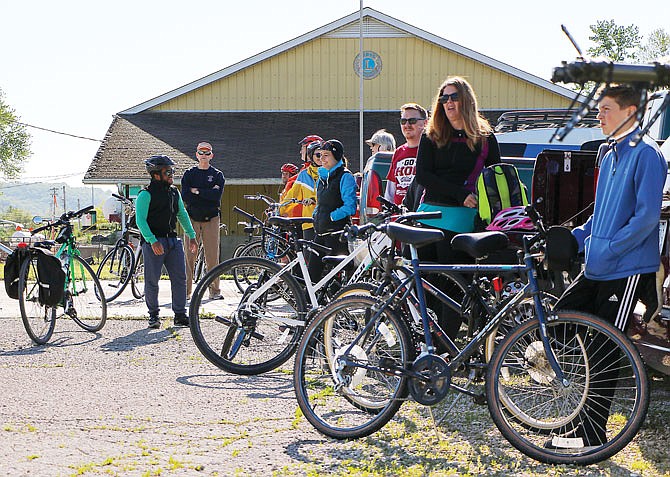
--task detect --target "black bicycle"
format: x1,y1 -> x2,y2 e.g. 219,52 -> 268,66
294,207 -> 648,465
95,194 -> 144,301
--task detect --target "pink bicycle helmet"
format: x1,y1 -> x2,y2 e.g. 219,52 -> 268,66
486,206 -> 535,231
281,163 -> 299,175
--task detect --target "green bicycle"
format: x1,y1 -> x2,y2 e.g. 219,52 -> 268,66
17,206 -> 107,344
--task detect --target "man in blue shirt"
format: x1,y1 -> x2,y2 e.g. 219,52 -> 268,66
181,142 -> 226,300
551,84 -> 667,450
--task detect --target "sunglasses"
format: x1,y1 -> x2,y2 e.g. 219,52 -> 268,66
399,117 -> 424,125
314,152 -> 322,158
197,150 -> 212,156
162,168 -> 175,177
438,92 -> 460,103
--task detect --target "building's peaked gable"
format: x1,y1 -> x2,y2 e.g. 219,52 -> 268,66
120,8 -> 573,115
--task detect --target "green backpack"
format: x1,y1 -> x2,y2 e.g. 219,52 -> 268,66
476,163 -> 529,224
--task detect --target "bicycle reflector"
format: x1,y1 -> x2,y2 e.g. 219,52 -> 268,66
492,276 -> 503,293
16,242 -> 28,249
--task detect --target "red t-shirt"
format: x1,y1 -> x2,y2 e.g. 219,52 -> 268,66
386,144 -> 418,205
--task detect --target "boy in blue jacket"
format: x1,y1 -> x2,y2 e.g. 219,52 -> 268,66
551,84 -> 667,450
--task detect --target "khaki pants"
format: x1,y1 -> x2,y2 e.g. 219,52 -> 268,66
185,216 -> 221,296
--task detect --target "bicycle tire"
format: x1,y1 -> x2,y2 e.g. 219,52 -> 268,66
189,256 -> 308,375
294,294 -> 413,439
486,310 -> 649,465
18,254 -> 57,345
131,247 -> 145,299
96,244 -> 135,302
67,255 -> 107,332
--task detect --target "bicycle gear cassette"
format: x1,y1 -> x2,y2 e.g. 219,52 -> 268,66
407,354 -> 451,405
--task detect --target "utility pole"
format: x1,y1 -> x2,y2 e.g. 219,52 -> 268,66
62,185 -> 66,214
49,187 -> 59,219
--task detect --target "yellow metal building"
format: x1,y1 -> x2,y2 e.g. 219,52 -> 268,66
85,7 -> 574,250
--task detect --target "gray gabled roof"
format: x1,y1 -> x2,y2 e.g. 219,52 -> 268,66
120,8 -> 573,114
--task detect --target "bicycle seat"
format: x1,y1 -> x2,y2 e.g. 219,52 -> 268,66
384,222 -> 444,247
267,216 -> 314,229
451,232 -> 509,259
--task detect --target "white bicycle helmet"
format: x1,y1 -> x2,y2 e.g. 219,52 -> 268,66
486,206 -> 535,232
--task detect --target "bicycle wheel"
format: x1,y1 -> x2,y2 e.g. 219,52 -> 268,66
131,247 -> 145,299
96,244 -> 135,302
294,294 -> 413,439
194,246 -> 207,282
189,256 -> 308,375
486,310 -> 649,465
18,254 -> 56,345
66,255 -> 107,332
236,238 -> 265,258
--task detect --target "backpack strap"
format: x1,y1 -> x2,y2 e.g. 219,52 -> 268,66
464,136 -> 489,193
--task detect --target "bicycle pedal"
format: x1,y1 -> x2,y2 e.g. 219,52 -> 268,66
213,315 -> 264,341
472,394 -> 487,406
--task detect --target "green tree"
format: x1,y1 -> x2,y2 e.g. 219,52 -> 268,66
0,88 -> 30,179
639,28 -> 670,62
587,19 -> 641,61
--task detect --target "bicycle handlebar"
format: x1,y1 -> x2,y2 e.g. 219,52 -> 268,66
244,194 -> 275,206
345,210 -> 442,240
30,205 -> 95,235
233,206 -> 263,225
552,60 -> 670,86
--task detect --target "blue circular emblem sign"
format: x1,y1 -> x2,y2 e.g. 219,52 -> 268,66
354,51 -> 382,80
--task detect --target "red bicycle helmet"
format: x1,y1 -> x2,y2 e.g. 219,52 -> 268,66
281,163 -> 299,175
486,206 -> 535,232
298,135 -> 323,146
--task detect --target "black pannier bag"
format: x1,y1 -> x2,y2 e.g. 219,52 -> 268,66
3,248 -> 29,299
35,249 -> 66,307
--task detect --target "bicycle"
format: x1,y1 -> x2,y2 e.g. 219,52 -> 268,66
18,206 -> 108,345
193,222 -> 229,283
188,207 -> 467,376
96,193 -> 144,301
233,194 -> 303,260
293,207 -> 648,465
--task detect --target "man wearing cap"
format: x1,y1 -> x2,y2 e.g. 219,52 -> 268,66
365,129 -> 396,158
385,103 -> 427,205
181,142 -> 226,300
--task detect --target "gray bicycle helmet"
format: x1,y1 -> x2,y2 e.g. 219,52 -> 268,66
145,155 -> 175,174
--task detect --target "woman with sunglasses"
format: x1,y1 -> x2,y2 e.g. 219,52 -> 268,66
307,139 -> 358,283
414,76 -> 501,339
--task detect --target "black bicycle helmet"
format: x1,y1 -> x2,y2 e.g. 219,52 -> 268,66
306,140 -> 322,163
145,155 -> 175,174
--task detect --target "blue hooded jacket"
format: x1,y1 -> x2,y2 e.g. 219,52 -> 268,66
572,129 -> 667,280
314,160 -> 358,224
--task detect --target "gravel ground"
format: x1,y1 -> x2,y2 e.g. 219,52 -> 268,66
1,286 -> 669,477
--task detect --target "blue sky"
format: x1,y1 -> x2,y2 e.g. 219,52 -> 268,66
1,0 -> 667,188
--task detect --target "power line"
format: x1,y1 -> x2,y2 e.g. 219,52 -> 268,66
12,120 -> 102,143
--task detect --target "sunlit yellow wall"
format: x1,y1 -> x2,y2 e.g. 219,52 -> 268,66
153,36 -> 569,112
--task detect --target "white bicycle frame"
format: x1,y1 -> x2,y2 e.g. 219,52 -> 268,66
239,230 -> 392,328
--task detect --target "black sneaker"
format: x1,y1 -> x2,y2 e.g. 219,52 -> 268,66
148,315 -> 160,329
174,313 -> 189,327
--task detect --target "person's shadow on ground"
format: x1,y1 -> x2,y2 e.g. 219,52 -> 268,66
100,326 -> 177,352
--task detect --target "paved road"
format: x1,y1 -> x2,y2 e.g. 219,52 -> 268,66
0,281 -> 343,476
